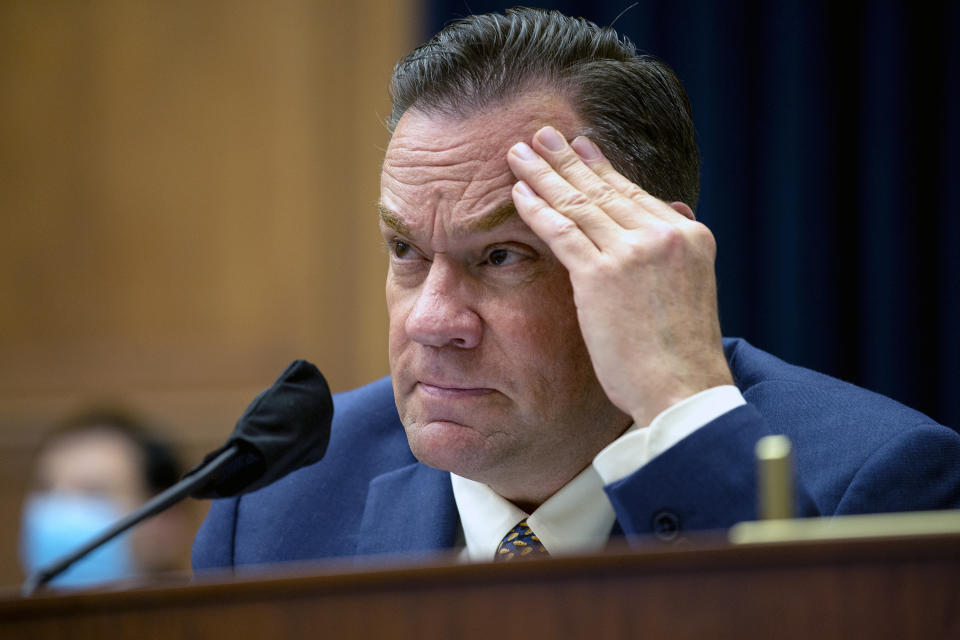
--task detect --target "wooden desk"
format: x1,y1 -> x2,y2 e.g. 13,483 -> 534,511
2,533 -> 959,639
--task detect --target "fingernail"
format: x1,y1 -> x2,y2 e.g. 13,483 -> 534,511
536,126 -> 565,152
511,141 -> 537,161
514,181 -> 535,198
571,136 -> 601,161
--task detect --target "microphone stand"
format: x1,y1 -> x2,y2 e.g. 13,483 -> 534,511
22,443 -> 241,598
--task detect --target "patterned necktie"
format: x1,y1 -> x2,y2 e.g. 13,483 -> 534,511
495,519 -> 549,561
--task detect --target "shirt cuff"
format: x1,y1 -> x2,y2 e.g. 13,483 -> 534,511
592,385 -> 746,485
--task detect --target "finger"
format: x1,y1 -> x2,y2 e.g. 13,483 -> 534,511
507,141 -> 623,247
527,127 -> 640,228
511,179 -> 600,271
569,135 -> 693,226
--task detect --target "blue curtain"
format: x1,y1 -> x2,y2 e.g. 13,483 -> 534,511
421,1 -> 960,428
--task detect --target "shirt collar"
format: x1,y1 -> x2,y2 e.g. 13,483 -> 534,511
450,462 -> 617,562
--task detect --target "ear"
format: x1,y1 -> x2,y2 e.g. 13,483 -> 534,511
670,201 -> 696,221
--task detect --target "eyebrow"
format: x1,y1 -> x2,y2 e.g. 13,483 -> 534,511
377,203 -> 411,236
377,201 -> 519,237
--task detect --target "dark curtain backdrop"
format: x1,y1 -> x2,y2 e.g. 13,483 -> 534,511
421,1 -> 960,428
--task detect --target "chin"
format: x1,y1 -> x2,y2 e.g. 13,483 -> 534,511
402,418 -> 496,477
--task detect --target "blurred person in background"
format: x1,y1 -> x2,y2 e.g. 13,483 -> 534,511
20,408 -> 192,589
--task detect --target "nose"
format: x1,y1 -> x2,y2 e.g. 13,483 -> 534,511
404,258 -> 482,349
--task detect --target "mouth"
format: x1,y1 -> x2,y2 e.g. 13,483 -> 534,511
417,381 -> 496,398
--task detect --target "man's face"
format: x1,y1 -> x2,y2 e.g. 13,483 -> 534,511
380,94 -> 629,504
31,427 -> 191,574
36,429 -> 146,511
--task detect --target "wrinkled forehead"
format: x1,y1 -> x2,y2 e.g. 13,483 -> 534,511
380,93 -> 583,233
385,92 -> 583,164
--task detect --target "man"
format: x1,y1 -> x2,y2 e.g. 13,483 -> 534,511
22,409 -> 192,587
193,8 -> 960,571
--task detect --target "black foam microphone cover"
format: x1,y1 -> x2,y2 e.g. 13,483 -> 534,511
187,359 -> 333,498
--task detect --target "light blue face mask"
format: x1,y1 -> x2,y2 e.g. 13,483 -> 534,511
19,492 -> 136,589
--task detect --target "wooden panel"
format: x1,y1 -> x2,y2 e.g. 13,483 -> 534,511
0,0 -> 416,588
2,535 -> 959,639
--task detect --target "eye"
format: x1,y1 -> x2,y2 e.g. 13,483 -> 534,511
390,239 -> 415,259
484,247 -> 524,267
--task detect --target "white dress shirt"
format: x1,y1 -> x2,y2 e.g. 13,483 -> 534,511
451,385 -> 746,562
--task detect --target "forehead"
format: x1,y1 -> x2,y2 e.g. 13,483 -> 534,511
380,93 -> 582,235
36,429 -> 142,491
388,92 -> 581,155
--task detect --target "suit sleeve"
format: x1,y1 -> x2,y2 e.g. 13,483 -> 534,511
604,404 -> 960,542
835,423 -> 960,514
603,404 -> 817,539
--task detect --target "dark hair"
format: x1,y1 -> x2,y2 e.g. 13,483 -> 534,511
388,7 -> 700,209
44,408 -> 183,495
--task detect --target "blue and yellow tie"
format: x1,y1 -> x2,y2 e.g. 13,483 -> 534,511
495,519 -> 549,561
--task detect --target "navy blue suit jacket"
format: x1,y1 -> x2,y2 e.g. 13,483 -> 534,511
192,338 -> 960,573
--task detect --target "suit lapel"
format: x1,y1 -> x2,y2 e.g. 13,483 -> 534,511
356,462 -> 460,557
606,518 -> 625,547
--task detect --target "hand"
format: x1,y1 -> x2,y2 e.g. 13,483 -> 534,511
506,126 -> 733,427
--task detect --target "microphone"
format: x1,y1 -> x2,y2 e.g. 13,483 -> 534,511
185,359 -> 333,498
22,360 -> 333,597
